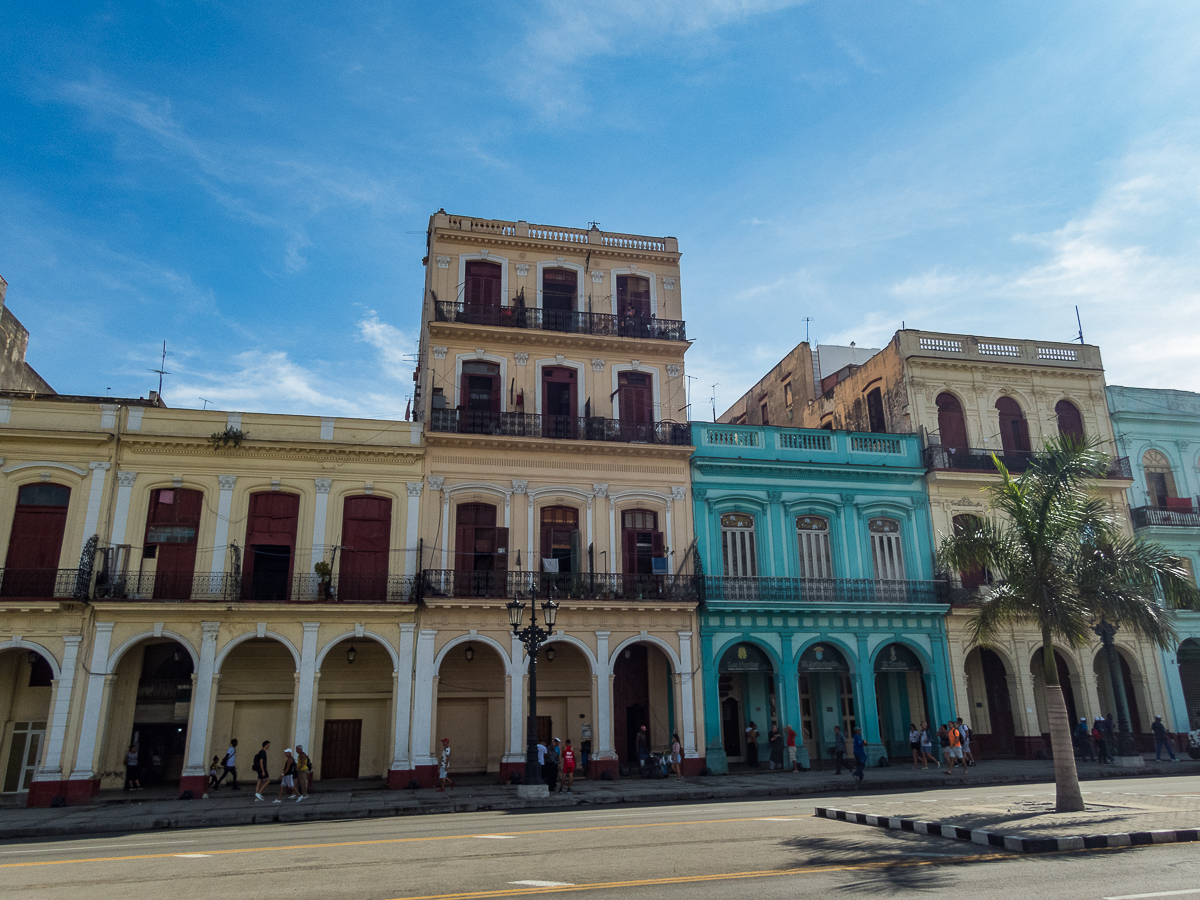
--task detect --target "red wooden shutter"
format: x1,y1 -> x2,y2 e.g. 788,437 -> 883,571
651,531 -> 665,559
494,527 -> 509,571
622,528 -> 637,575
454,524 -> 473,572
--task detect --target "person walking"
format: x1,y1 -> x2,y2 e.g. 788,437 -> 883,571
918,722 -> 937,768
253,740 -> 271,801
944,721 -> 967,775
275,748 -> 301,802
745,721 -> 759,768
909,724 -> 922,768
937,723 -> 951,768
669,733 -> 683,780
438,737 -> 454,790
785,725 -> 799,772
635,726 -> 649,773
123,743 -> 141,791
295,744 -> 311,797
208,755 -> 223,792
216,738 -> 239,790
560,738 -> 577,792
768,726 -> 785,771
1092,718 -> 1110,764
831,725 -> 848,774
1074,717 -> 1093,761
957,717 -> 976,766
851,727 -> 866,785
546,738 -> 561,791
1152,715 -> 1178,761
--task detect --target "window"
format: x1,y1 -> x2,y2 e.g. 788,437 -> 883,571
542,268 -> 577,331
1143,450 -> 1178,508
621,509 -> 662,575
617,371 -> 653,440
796,516 -> 833,579
952,514 -> 986,590
1055,400 -> 1084,444
995,396 -> 1031,454
243,492 -> 299,603
2,483 -> 72,598
542,366 -> 577,439
868,518 -> 905,581
453,503 -> 508,597
541,506 -> 580,574
460,361 -> 501,433
935,393 -> 968,453
784,382 -> 793,410
866,387 -> 886,433
616,275 -> 651,317
760,402 -> 769,426
464,261 -> 501,309
721,513 -> 757,577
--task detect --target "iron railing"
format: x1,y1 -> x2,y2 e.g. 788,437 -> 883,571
702,577 -> 959,606
433,300 -> 687,342
285,574 -> 418,604
135,680 -> 193,705
1131,505 -> 1200,529
420,570 -> 702,602
0,568 -> 90,599
92,571 -> 243,602
924,446 -> 1132,479
429,409 -> 691,445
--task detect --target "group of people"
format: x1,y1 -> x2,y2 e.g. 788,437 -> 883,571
634,725 -> 685,779
742,721 -> 805,773
203,737 -> 312,802
909,719 -> 976,774
1079,713 -> 1184,763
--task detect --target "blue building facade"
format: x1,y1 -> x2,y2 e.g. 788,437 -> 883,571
690,423 -> 956,771
1108,386 -> 1200,742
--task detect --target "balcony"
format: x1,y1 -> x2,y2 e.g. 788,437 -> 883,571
0,568 -> 89,600
420,570 -> 701,603
432,300 -> 687,343
429,409 -> 691,445
702,576 -> 963,607
1131,504 -> 1200,529
924,446 -> 1132,479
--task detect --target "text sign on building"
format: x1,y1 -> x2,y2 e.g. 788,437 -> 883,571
719,643 -> 773,674
798,644 -> 849,673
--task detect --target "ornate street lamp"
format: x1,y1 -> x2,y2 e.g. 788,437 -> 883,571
1093,619 -> 1139,759
507,586 -> 559,793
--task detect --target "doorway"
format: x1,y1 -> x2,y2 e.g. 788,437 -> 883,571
460,361 -> 501,433
541,367 -> 578,439
339,495 -> 392,601
454,503 -> 508,597
144,488 -> 203,600
2,483 -> 71,597
797,643 -> 854,761
617,372 -> 653,442
242,492 -> 299,602
321,720 -> 362,779
542,268 -> 577,332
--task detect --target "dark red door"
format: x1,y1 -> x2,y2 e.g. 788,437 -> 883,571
542,268 -> 577,332
2,483 -> 71,597
339,495 -> 392,601
996,397 -> 1031,455
464,261 -> 502,325
542,367 -> 577,439
242,492 -> 300,602
321,719 -> 362,779
454,503 -> 507,597
1056,400 -> 1084,444
145,488 -> 203,600
621,509 -> 660,577
459,361 -> 501,434
936,393 -> 968,455
618,372 -> 653,442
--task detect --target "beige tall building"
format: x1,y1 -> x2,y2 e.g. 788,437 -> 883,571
412,212 -> 702,781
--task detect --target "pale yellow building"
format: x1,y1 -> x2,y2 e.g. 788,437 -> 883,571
412,212 -> 703,781
0,392 -> 424,804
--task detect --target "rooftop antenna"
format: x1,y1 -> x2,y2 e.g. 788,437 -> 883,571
801,317 -> 812,344
710,383 -> 719,423
588,221 -> 601,230
149,341 -> 170,395
686,374 -> 698,421
1075,305 -> 1084,344
199,398 -> 213,410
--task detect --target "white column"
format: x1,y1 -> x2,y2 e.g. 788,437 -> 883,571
678,631 -> 697,757
183,622 -> 219,777
80,462 -> 111,553
507,634 -> 526,761
293,622 -> 320,751
34,635 -> 82,781
211,475 -> 237,575
110,472 -> 137,545
312,478 -> 333,567
594,631 -> 614,758
410,629 -> 438,766
71,622 -> 115,780
391,623 -> 415,770
405,484 -> 423,577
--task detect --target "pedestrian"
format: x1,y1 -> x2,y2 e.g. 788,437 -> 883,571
208,755 -> 223,792
580,737 -> 592,774
768,726 -> 785,771
944,721 -> 967,775
919,722 -> 937,767
216,738 -> 239,790
253,740 -> 271,801
909,723 -> 922,769
745,721 -> 759,768
295,744 -> 311,797
937,723 -> 951,767
669,733 -> 683,780
561,738 -> 577,792
1151,715 -> 1178,761
785,725 -> 799,772
957,717 -> 976,766
1188,721 -> 1200,760
636,725 -> 649,772
124,743 -> 141,791
852,727 -> 866,784
438,737 -> 454,790
536,737 -> 548,780
1092,718 -> 1109,764
831,725 -> 848,774
1074,717 -> 1094,761
1103,714 -> 1116,758
546,738 -> 561,791
275,748 -> 301,802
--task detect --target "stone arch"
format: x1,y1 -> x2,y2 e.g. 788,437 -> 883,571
0,639 -> 60,679
215,631 -> 301,671
519,633 -> 599,675
793,634 -> 859,672
434,632 -> 512,674
608,634 -> 682,674
108,630 -> 199,674
317,631 -> 399,671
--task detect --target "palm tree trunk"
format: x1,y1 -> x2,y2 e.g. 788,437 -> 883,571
1042,627 -> 1084,812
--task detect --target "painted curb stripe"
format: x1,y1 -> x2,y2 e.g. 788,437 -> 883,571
812,807 -> 1200,855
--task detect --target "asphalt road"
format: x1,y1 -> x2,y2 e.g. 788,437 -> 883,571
1,785 -> 1197,900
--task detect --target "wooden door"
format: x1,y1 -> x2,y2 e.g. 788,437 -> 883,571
617,372 -> 653,442
464,261 -> 501,324
541,367 -> 577,438
542,268 -> 576,331
2,483 -> 70,597
996,396 -> 1031,454
321,719 -> 362,780
981,649 -> 1016,756
241,492 -> 299,602
339,495 -> 392,601
459,361 -> 500,433
936,393 -> 968,454
145,488 -> 203,600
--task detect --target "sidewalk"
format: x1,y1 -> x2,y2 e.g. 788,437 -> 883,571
1,756 -> 1195,840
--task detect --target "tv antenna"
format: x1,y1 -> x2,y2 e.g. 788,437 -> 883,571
802,317 -> 812,344
686,375 -> 698,420
710,383 -> 719,423
149,341 -> 170,394
199,398 -> 213,410
1074,306 -> 1084,344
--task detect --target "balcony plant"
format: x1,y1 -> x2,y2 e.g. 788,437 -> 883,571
209,427 -> 248,450
314,560 -> 333,600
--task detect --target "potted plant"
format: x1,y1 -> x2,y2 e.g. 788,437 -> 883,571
313,560 -> 332,600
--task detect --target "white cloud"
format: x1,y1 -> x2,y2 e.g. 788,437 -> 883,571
356,313 -> 419,382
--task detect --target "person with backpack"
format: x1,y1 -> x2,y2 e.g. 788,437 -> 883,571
918,722 -> 937,767
956,717 -> 976,766
295,744 -> 311,797
944,722 -> 967,775
1074,717 -> 1094,761
274,748 -> 301,802
253,740 -> 271,801
1091,718 -> 1110,764
216,738 -> 239,790
909,723 -> 923,769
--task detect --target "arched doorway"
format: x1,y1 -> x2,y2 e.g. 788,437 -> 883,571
213,638 -> 297,787
100,639 -> 194,790
717,642 -> 776,765
1094,646 -> 1148,746
0,648 -> 54,794
532,641 -> 592,773
613,641 -> 676,771
964,647 -> 1016,757
797,643 -> 855,764
1179,639 -> 1200,731
1055,400 -> 1084,444
1030,648 -> 1081,744
936,393 -> 968,455
317,639 -> 394,781
874,643 -> 929,758
435,640 -> 506,776
996,396 -> 1031,456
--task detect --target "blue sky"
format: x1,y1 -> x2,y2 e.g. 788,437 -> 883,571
3,2 -> 1199,418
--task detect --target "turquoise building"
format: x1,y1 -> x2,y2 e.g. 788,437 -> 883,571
1107,386 -> 1200,742
690,422 -> 957,771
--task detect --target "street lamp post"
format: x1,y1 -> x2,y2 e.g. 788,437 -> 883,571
507,584 -> 559,796
1093,619 -> 1141,763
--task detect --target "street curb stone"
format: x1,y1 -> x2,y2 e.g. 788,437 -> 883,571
813,806 -> 1200,854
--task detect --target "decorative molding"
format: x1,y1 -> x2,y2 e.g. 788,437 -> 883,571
840,492 -> 857,504
631,359 -> 640,371
479,249 -> 489,259
693,488 -> 707,500
515,352 -> 529,366
436,255 -> 451,269
314,478 -> 332,494
407,482 -> 424,497
516,263 -> 529,276
364,482 -> 374,495
89,461 -> 112,472
666,364 -> 681,377
768,490 -> 783,501
218,474 -> 237,491
556,256 -> 565,266
432,346 -> 448,360
591,358 -> 605,372
555,354 -> 565,365
592,483 -> 609,499
428,476 -> 445,491
591,270 -> 605,283
663,277 -> 677,290
475,348 -> 486,359
512,479 -> 528,494
117,471 -> 138,488
671,486 -> 687,501
630,264 -> 638,273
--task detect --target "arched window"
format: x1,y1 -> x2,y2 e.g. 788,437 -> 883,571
1055,400 -> 1084,444
721,513 -> 757,577
936,393 -> 968,453
952,514 -> 986,590
995,396 -> 1031,455
1143,449 -> 1179,508
796,516 -> 833,579
540,506 -> 580,574
868,518 -> 905,581
866,388 -> 887,433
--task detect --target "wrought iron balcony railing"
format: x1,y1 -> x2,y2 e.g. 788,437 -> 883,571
433,300 -> 687,342
1131,505 -> 1200,529
420,569 -> 702,602
93,571 -> 243,602
924,446 -> 1132,479
702,576 -> 960,606
0,568 -> 89,600
429,409 -> 691,445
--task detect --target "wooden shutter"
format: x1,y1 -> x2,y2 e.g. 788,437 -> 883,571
651,531 -> 665,559
622,528 -> 637,575
494,527 -> 509,571
936,393 -> 968,453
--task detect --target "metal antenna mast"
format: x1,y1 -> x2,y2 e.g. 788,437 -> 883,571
710,383 -> 719,423
802,317 -> 812,344
1075,306 -> 1085,344
149,341 -> 170,394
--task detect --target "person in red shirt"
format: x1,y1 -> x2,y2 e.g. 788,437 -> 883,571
560,738 -> 577,793
785,725 -> 800,772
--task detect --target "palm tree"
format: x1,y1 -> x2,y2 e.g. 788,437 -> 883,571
938,438 -> 1196,813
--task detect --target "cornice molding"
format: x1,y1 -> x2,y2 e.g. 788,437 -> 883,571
433,231 -> 681,265
424,431 -> 693,459
425,321 -> 690,357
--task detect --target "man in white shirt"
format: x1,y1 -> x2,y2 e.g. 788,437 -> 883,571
216,738 -> 239,790
437,737 -> 453,791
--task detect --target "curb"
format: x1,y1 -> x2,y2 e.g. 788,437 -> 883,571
814,806 -> 1200,854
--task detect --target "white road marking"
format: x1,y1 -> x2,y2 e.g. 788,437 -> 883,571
509,881 -> 575,888
173,854 -> 212,858
0,840 -> 197,855
1105,891 -> 1200,900
754,817 -> 801,820
475,835 -> 516,839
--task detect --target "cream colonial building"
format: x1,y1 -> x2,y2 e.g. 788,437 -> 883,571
798,329 -> 1173,757
411,212 -> 702,781
0,392 -> 425,804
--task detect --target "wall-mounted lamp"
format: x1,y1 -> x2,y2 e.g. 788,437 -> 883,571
28,650 -> 38,667
546,647 -> 555,663
347,645 -> 357,664
624,649 -> 631,659
465,644 -> 475,662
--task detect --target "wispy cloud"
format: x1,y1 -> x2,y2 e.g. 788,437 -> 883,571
356,312 -> 419,382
